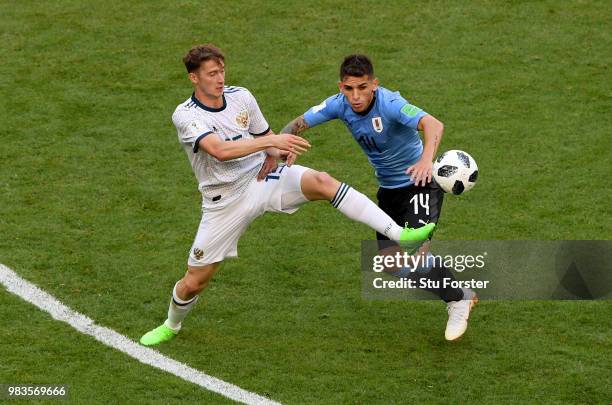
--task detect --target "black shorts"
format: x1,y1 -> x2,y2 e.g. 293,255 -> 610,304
376,181 -> 444,244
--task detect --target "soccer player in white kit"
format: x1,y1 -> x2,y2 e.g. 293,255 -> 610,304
140,44 -> 435,346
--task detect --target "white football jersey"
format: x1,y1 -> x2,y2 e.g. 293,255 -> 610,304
172,86 -> 270,210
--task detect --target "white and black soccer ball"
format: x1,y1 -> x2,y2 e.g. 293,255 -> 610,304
433,150 -> 478,194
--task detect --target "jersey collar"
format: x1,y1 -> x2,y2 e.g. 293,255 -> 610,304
191,92 -> 227,112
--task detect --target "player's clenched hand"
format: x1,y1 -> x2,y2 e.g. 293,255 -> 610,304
284,151 -> 297,167
273,134 -> 310,155
406,159 -> 433,187
278,151 -> 297,167
257,154 -> 278,181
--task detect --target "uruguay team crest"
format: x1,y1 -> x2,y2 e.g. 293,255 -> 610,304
236,110 -> 249,128
372,117 -> 383,133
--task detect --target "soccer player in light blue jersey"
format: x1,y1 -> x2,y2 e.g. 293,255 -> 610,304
281,55 -> 477,341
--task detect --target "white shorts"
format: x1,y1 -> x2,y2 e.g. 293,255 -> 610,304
188,164 -> 310,266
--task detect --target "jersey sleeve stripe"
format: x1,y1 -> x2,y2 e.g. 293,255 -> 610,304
250,126 -> 270,136
193,131 -> 214,153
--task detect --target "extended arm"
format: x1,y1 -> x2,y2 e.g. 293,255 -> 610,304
277,115 -> 312,166
258,130 -> 289,181
280,115 -> 310,136
198,132 -> 310,161
418,114 -> 444,164
405,115 -> 444,186
259,130 -> 287,159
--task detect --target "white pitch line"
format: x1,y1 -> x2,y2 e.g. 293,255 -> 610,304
0,263 -> 281,405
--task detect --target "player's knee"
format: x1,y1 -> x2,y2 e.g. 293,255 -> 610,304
183,276 -> 207,295
314,171 -> 332,184
314,171 -> 338,190
302,170 -> 342,201
315,172 -> 341,198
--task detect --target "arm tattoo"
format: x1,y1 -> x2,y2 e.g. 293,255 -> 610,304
280,116 -> 309,135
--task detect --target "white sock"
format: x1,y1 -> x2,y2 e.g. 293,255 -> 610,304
165,282 -> 199,331
331,183 -> 403,240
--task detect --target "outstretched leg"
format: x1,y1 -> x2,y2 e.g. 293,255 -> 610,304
299,169 -> 434,241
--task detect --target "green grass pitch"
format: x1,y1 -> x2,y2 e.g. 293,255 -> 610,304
0,1 -> 610,403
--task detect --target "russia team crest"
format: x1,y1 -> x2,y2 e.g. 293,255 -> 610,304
236,110 -> 249,128
372,117 -> 383,133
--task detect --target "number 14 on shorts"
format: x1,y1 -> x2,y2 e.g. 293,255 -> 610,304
410,193 -> 430,217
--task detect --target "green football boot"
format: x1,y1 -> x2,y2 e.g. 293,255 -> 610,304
399,222 -> 436,241
399,223 -> 436,253
140,324 -> 178,346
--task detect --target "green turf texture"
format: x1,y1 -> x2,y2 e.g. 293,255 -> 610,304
1,0 -> 610,404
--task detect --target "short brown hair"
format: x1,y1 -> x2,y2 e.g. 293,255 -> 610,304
340,54 -> 374,80
182,44 -> 225,73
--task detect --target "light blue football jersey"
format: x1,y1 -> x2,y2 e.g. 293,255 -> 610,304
304,86 -> 428,188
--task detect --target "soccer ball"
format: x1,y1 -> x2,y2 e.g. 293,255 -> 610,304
433,150 -> 478,194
